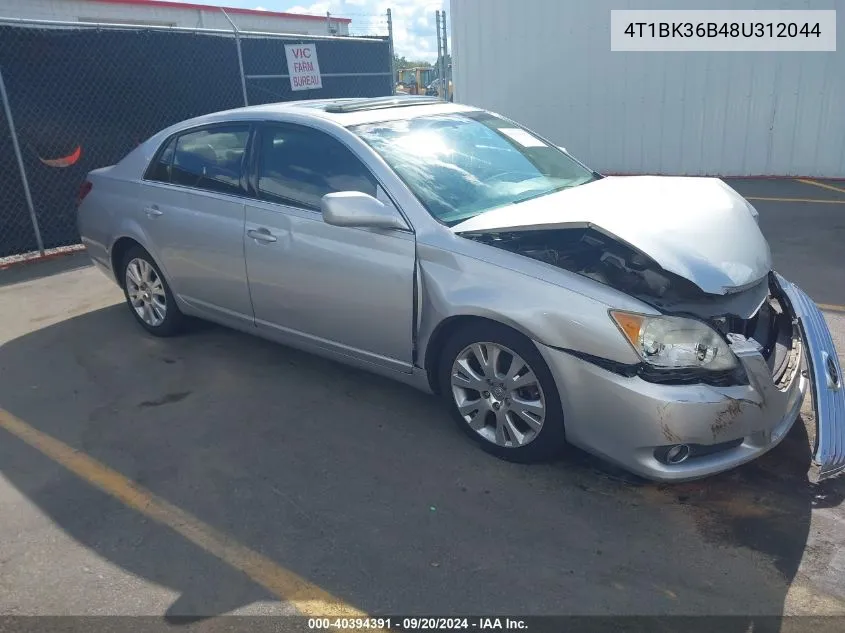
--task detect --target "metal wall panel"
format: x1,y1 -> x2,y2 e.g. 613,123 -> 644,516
451,0 -> 845,177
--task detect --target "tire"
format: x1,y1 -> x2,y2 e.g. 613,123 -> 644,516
120,246 -> 185,337
438,321 -> 566,463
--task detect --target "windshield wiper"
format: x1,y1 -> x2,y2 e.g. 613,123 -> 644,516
510,175 -> 600,205
510,184 -> 570,205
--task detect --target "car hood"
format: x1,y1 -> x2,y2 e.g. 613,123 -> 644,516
451,175 -> 771,295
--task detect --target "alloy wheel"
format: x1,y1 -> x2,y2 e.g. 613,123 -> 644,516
125,257 -> 167,327
450,342 -> 546,448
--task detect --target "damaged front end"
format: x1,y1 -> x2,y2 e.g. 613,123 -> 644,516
774,273 -> 845,482
463,226 -> 770,320
463,228 -> 845,482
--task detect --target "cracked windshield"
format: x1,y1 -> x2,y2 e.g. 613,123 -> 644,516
352,112 -> 598,225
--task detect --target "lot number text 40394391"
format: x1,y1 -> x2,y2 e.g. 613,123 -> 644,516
307,617 -> 528,630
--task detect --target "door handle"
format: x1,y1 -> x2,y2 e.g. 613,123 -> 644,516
247,228 -> 277,243
144,206 -> 163,218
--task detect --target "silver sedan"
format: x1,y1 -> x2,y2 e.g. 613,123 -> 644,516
77,96 -> 845,482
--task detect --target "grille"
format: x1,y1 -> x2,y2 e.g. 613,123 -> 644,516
711,283 -> 797,383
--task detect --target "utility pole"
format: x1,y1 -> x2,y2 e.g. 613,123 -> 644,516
435,10 -> 443,98
441,9 -> 449,99
387,8 -> 395,94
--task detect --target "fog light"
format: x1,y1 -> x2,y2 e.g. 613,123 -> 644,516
666,444 -> 690,464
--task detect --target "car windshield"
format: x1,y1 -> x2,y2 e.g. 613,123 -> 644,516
350,111 -> 597,225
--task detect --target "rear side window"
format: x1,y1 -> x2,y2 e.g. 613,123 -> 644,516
169,125 -> 250,195
256,124 -> 377,210
145,136 -> 176,182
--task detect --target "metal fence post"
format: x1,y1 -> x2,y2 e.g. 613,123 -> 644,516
386,8 -> 395,95
0,64 -> 44,256
220,8 -> 249,106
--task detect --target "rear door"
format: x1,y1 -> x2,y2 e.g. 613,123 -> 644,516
140,123 -> 254,327
242,121 -> 416,372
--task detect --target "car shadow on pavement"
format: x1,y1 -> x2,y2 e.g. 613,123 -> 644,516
0,304 -> 842,629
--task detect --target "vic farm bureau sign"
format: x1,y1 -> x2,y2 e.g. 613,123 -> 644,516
285,43 -> 323,91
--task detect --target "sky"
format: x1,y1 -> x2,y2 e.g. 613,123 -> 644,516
179,0 -> 447,61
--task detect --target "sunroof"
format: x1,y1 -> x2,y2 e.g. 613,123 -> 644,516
323,96 -> 443,113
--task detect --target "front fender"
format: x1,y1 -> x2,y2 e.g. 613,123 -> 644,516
416,245 -> 646,372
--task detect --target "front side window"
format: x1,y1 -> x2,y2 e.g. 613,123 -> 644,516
170,125 -> 250,195
351,112 -> 597,225
256,124 -> 377,210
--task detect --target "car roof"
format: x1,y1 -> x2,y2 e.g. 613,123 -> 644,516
174,97 -> 482,129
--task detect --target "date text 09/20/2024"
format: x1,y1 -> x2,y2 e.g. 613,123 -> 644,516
308,618 -> 527,630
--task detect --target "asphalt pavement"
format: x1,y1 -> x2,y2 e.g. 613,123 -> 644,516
0,177 -> 843,626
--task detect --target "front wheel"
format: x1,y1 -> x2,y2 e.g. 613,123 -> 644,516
121,246 -> 185,337
438,322 -> 566,463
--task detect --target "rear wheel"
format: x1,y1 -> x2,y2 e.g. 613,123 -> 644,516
121,246 -> 185,337
438,322 -> 566,462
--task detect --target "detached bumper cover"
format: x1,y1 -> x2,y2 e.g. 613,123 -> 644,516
776,273 -> 845,482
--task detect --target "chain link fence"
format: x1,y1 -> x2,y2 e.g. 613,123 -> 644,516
0,17 -> 394,261
0,75 -> 35,259
243,33 -> 393,105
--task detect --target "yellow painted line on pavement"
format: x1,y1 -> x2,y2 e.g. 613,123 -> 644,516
745,196 -> 845,205
796,178 -> 845,196
819,303 -> 845,315
0,407 -> 366,618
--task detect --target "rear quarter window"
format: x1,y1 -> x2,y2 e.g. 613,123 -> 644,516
144,136 -> 176,183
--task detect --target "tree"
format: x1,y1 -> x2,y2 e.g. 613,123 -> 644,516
393,55 -> 432,70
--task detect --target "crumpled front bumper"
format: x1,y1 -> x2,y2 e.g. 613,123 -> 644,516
536,273 -> 844,483
775,273 -> 845,482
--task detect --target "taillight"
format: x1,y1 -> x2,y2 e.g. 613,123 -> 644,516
77,180 -> 92,206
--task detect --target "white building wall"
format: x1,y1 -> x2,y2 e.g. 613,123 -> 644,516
0,0 -> 349,35
451,0 -> 845,177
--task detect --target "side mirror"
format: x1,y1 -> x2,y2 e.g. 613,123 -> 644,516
321,191 -> 409,231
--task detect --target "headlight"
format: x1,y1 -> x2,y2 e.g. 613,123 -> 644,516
610,311 -> 737,371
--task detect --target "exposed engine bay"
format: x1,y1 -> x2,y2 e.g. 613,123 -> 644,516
466,227 -> 797,384
466,227 -> 770,320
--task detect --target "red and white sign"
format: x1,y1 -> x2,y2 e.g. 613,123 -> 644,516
285,43 -> 322,91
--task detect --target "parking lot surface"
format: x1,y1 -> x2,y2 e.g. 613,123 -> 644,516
1,178 -> 844,622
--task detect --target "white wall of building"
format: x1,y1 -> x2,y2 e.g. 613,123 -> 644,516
1,0 -> 350,35
451,0 -> 845,177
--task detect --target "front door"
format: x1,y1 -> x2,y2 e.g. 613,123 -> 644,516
243,122 -> 416,372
